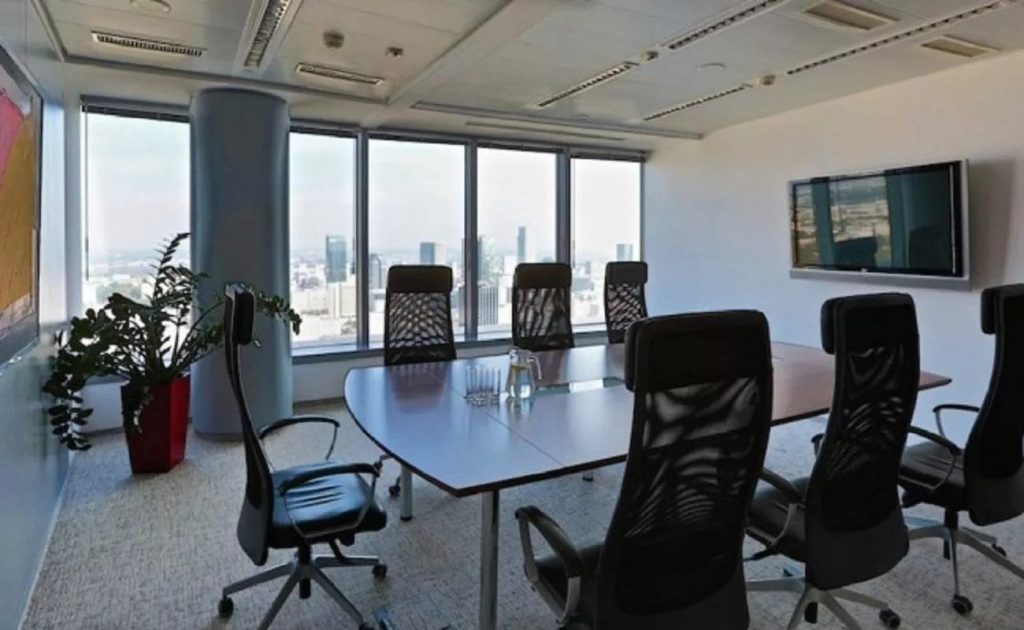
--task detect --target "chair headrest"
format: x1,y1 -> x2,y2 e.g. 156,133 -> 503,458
513,263 -> 571,289
820,293 -> 916,355
224,283 -> 255,346
386,265 -> 453,294
981,284 -> 1024,335
606,261 -> 648,285
624,310 -> 770,393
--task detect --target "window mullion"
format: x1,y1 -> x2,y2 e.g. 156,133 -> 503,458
464,141 -> 479,342
355,131 -> 370,349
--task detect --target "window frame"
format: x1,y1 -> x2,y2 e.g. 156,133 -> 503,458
77,99 -> 646,360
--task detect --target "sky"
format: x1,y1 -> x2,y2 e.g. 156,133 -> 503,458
85,112 -> 640,266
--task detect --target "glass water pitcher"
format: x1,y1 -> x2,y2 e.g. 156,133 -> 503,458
506,347 -> 542,402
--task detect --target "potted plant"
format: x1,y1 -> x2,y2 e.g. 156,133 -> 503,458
42,233 -> 300,472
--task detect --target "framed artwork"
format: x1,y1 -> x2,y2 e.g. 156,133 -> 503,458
0,43 -> 42,366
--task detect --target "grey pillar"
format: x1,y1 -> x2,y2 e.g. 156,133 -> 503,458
190,88 -> 291,437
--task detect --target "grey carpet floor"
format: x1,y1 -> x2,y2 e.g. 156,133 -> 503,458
22,403 -> 1024,629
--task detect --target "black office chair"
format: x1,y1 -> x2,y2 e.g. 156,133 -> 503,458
898,284 -> 1024,615
746,294 -> 919,630
381,265 -> 456,520
512,262 -> 574,352
218,284 -> 387,630
604,261 -> 648,344
516,310 -> 773,629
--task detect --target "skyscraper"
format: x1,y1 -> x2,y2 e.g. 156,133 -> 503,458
517,226 -> 529,264
369,254 -> 384,290
478,284 -> 500,327
419,241 -> 446,265
478,235 -> 494,279
616,243 -> 634,262
325,235 -> 348,283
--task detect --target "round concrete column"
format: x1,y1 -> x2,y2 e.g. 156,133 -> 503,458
190,88 -> 291,436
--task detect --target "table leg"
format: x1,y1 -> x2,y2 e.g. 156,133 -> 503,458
479,490 -> 499,630
400,466 -> 414,521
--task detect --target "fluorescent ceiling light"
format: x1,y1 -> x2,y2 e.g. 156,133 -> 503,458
244,0 -> 294,69
662,0 -> 785,50
295,63 -> 384,86
802,1 -> 894,31
91,31 -> 204,58
465,121 -> 624,142
534,62 -> 638,108
642,84 -> 753,122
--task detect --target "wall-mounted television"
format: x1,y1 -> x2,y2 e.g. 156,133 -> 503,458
790,160 -> 968,286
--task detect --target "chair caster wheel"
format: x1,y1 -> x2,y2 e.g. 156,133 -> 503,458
358,623 -> 377,630
879,609 -> 900,628
993,544 -> 1007,557
804,602 -> 818,623
373,563 -> 388,579
218,596 -> 234,619
952,594 -> 973,615
388,483 -> 401,497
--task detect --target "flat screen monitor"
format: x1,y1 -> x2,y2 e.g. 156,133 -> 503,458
790,161 -> 967,278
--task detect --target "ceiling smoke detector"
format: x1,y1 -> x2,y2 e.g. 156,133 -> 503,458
385,46 -> 404,58
322,30 -> 344,50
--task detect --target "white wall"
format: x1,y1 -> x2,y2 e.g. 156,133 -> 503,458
645,50 -> 1024,428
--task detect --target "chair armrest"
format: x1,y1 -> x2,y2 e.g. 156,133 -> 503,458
933,404 -> 980,439
759,468 -> 804,504
515,506 -> 583,624
810,433 -> 824,456
515,506 -> 582,576
277,462 -> 381,495
746,468 -> 803,562
260,415 -> 340,460
259,415 -> 340,438
907,426 -> 962,457
901,427 -> 961,497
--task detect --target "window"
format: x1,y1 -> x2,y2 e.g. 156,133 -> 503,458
476,148 -> 557,336
83,112 -> 190,310
570,158 -> 642,327
368,139 -> 465,344
289,132 -> 358,348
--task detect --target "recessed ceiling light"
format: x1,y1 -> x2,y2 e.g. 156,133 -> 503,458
244,0 -> 294,69
802,1 -> 895,31
533,61 -> 639,109
130,0 -> 171,13
920,35 -> 998,59
696,62 -> 727,73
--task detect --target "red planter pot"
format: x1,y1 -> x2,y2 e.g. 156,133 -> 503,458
124,376 -> 190,474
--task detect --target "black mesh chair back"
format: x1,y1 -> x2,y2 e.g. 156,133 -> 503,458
964,284 -> 1024,525
383,265 -> 456,367
512,263 -> 574,352
804,293 -> 918,590
223,284 -> 275,566
596,311 -> 773,628
604,261 -> 648,344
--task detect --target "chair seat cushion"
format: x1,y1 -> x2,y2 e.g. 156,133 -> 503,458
269,462 -> 387,549
747,477 -> 809,562
535,542 -> 604,623
899,441 -> 966,510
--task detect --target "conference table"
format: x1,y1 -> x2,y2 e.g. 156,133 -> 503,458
344,342 -> 951,630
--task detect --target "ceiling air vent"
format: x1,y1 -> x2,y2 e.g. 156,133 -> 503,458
91,31 -> 204,58
786,0 -> 1018,76
295,63 -> 384,86
662,0 -> 786,51
244,0 -> 294,69
921,35 -> 997,58
534,62 -> 638,108
802,1 -> 894,31
642,84 -> 753,122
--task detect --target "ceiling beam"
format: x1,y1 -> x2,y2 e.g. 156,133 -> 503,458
359,0 -> 564,129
